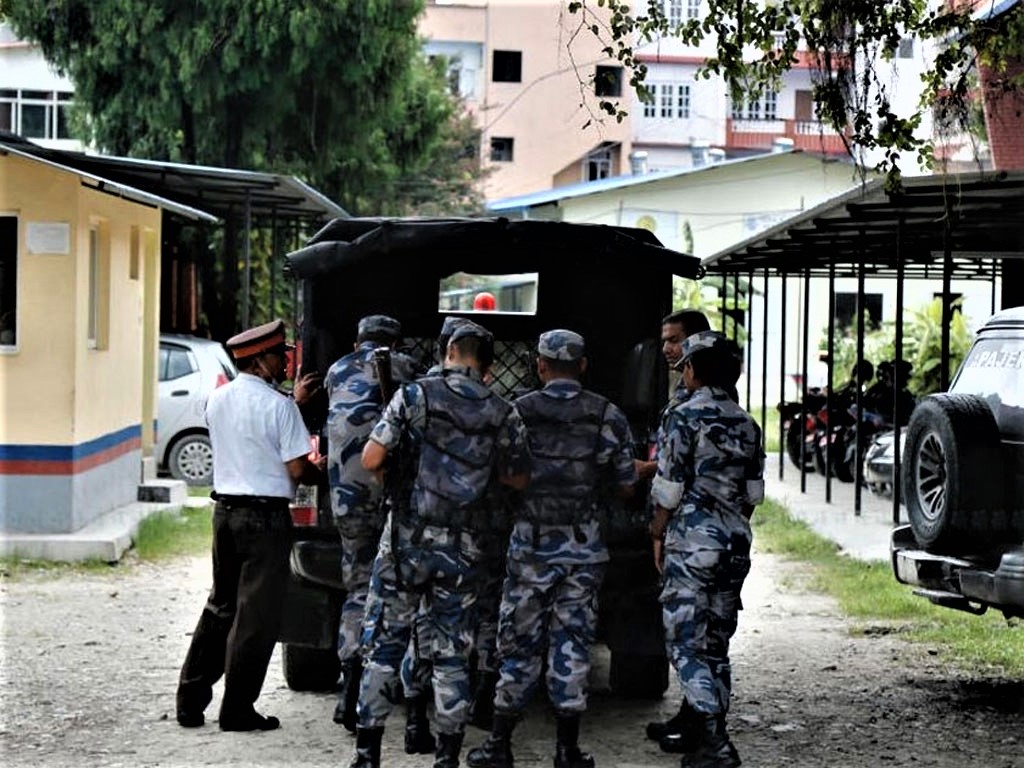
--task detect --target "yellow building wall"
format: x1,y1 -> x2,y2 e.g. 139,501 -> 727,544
0,154 -> 161,448
0,154 -> 78,445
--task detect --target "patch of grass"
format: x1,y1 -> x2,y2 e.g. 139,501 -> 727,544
754,498 -> 1024,677
0,556 -> 116,579
187,485 -> 212,498
749,406 -> 780,454
133,505 -> 213,561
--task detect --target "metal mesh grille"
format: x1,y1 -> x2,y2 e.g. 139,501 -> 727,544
395,337 -> 538,399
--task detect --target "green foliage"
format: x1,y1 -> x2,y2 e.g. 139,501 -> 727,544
571,0 -> 1024,181
755,498 -> 1024,676
4,0 -> 486,337
820,297 -> 974,396
673,274 -> 753,348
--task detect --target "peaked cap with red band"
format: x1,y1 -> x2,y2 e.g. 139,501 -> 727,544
226,318 -> 293,360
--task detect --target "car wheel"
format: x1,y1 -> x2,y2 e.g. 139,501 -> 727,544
609,651 -> 669,699
168,434 -> 213,487
901,394 -> 1004,553
282,643 -> 340,692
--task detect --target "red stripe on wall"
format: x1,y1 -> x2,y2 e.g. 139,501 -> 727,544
0,438 -> 141,476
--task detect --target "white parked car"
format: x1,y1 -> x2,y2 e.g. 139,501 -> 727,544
157,334 -> 236,486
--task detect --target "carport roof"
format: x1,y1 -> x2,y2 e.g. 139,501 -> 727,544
702,170 -> 1024,279
0,132 -> 347,222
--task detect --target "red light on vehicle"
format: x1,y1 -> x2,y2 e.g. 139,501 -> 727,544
289,503 -> 318,527
215,373 -> 229,388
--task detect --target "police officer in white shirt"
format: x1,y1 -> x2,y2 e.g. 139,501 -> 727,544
176,319 -> 324,732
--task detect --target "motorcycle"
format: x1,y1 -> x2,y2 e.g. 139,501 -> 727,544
777,387 -> 826,471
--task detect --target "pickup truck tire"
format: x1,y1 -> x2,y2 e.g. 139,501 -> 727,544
902,394 -> 1004,553
609,652 -> 670,699
282,643 -> 340,692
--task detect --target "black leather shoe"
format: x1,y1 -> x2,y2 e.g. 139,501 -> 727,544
219,711 -> 281,731
176,710 -> 205,728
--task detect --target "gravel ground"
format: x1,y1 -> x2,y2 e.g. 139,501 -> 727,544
1,546 -> 1021,768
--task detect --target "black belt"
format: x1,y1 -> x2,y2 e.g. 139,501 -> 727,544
212,493 -> 290,510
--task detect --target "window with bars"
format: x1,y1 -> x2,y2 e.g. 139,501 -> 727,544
0,89 -> 74,139
731,91 -> 778,120
664,0 -> 683,26
647,83 -> 692,119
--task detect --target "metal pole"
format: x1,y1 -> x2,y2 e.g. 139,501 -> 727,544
991,257 -> 998,315
940,217 -> 953,390
270,211 -> 278,317
779,274 -> 788,480
893,218 -> 905,525
826,260 -> 836,504
801,268 -> 811,494
745,271 -> 753,411
720,274 -> 729,335
854,246 -> 866,515
761,268 -> 769,455
242,191 -> 252,328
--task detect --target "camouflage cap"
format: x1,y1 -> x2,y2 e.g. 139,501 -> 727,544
440,315 -> 472,339
679,330 -> 731,365
449,320 -> 493,344
537,329 -> 585,361
357,314 -> 402,341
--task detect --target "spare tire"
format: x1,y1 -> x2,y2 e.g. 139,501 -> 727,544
901,394 -> 1004,553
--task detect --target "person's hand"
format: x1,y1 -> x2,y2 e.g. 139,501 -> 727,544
635,458 -> 657,480
293,372 -> 323,406
652,537 -> 664,575
315,455 -> 327,473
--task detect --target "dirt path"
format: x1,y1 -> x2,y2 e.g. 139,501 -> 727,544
1,549 -> 1020,768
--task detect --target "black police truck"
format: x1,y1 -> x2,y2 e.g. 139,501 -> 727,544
277,217 -> 701,698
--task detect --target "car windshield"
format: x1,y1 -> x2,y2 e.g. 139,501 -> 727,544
951,335 -> 1024,440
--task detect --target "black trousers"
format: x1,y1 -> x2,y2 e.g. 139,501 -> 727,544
176,501 -> 292,718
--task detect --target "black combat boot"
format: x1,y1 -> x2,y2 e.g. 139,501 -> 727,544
466,712 -> 516,768
405,694 -> 437,754
680,715 -> 741,768
468,670 -> 500,730
434,730 -> 465,768
646,699 -> 696,741
349,726 -> 384,768
553,713 -> 595,768
333,658 -> 362,733
655,700 -> 702,754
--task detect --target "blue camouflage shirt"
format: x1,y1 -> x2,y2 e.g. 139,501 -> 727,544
325,343 -> 411,524
509,379 -> 637,565
368,366 -> 532,521
651,384 -> 764,529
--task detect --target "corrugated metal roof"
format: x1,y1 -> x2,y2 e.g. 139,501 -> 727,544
0,132 -> 347,222
487,149 -> 812,212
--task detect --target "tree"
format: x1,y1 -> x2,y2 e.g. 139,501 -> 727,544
1,0 -> 485,337
569,0 -> 1024,184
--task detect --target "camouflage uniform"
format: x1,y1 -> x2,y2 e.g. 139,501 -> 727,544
357,325 -> 531,740
495,359 -> 636,714
325,316 -> 409,667
651,333 -> 764,719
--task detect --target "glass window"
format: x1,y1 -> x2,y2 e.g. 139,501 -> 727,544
163,346 -> 196,380
676,84 -> 691,118
492,50 -> 522,83
21,103 -> 48,138
665,0 -> 683,26
594,65 -> 623,98
952,336 -> 1024,439
0,101 -> 13,132
660,86 -> 674,118
490,137 -> 514,162
686,0 -> 701,19
0,216 -> 16,347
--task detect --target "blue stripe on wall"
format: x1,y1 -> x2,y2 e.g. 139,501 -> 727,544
0,424 -> 142,461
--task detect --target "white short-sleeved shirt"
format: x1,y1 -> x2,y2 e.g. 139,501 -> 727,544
206,372 -> 312,499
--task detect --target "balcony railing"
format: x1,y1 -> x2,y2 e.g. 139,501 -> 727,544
727,118 -> 849,154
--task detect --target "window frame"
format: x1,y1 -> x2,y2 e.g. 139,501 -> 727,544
0,214 -> 17,351
490,136 -> 514,162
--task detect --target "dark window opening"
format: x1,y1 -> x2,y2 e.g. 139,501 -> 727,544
490,137 -> 514,162
0,216 -> 16,346
595,65 -> 623,98
492,50 -> 522,82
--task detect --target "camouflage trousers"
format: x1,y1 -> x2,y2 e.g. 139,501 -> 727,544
400,601 -> 434,697
493,557 -> 605,715
660,502 -> 752,716
337,522 -> 384,663
358,521 -> 481,733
